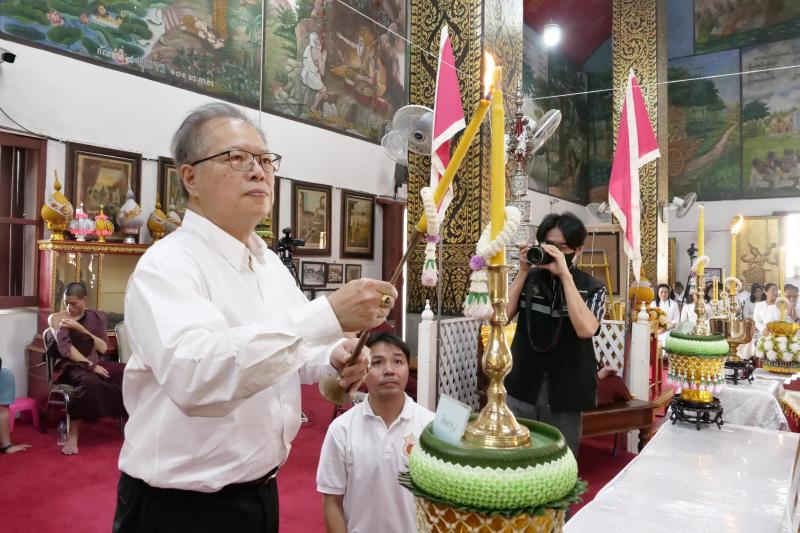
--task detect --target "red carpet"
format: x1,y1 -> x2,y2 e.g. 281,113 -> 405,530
0,386 -> 634,532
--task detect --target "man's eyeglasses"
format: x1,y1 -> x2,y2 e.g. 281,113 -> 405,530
190,150 -> 282,173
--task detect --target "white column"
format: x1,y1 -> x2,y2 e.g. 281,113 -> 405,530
416,301 -> 438,411
626,321 -> 652,454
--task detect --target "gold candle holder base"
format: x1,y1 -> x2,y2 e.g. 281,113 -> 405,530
691,284 -> 711,336
462,265 -> 531,449
46,221 -> 69,241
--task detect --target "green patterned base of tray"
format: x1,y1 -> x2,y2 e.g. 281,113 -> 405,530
399,472 -> 588,518
408,418 -> 578,510
666,332 -> 730,357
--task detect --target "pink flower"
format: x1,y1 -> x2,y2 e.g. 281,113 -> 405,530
80,12 -> 88,24
47,10 -> 64,26
193,60 -> 199,67
421,270 -> 438,286
211,63 -> 215,67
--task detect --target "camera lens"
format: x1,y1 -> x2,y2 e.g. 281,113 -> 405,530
526,245 -> 554,266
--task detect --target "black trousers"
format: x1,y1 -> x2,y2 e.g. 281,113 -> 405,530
112,471 -> 279,533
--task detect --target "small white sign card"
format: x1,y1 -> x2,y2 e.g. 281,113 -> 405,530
431,394 -> 472,445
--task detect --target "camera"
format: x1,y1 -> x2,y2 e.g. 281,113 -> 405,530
278,227 -> 305,255
0,48 -> 16,64
526,245 -> 554,266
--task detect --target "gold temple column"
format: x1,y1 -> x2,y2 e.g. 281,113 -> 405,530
407,0 -> 523,314
612,0 -> 669,284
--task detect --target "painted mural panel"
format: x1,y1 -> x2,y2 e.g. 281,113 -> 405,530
521,23 -> 548,193
547,50 -> 589,205
695,0 -> 800,54
667,0 -> 694,59
0,0 -> 263,106
261,0 -> 405,141
667,49 -> 742,201
742,38 -> 800,199
584,37 -> 612,204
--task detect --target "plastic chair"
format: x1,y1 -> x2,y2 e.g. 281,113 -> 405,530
9,397 -> 39,431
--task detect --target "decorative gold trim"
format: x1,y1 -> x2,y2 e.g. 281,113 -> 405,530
75,252 -> 81,283
50,251 -> 57,313
98,253 -> 103,310
38,240 -> 150,254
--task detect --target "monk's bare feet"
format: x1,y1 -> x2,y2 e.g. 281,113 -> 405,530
62,420 -> 80,455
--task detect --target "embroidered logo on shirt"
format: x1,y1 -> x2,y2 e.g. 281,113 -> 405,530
402,434 -> 419,458
531,283 -> 540,295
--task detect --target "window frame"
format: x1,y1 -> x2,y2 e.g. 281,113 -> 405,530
0,132 -> 47,309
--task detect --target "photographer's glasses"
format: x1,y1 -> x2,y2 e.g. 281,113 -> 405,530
190,150 -> 282,173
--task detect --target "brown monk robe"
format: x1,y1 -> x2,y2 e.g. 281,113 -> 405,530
48,282 -> 126,455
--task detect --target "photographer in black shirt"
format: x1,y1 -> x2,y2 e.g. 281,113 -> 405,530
505,213 -> 606,456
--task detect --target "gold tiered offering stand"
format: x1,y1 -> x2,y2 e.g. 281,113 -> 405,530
403,264 -> 585,533
761,321 -> 800,374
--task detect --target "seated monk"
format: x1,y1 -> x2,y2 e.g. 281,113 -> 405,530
47,282 -> 126,455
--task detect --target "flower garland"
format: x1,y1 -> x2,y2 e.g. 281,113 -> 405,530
505,116 -> 535,163
420,187 -> 441,287
463,206 -> 522,320
755,333 -> 800,363
665,368 -> 726,393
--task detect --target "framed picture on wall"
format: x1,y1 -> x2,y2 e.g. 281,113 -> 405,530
269,177 -> 281,251
302,261 -> 327,287
292,258 -> 300,277
327,263 -> 344,283
340,190 -> 375,259
292,181 -> 332,256
345,264 -> 362,283
65,143 -> 142,242
703,268 -> 723,287
302,288 -> 314,300
157,157 -> 187,221
314,288 -> 336,300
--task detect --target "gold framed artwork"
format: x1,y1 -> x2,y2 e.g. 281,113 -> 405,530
345,264 -> 362,283
157,157 -> 187,221
65,143 -> 142,242
736,215 -> 787,292
340,190 -> 375,259
292,181 -> 332,256
327,263 -> 344,284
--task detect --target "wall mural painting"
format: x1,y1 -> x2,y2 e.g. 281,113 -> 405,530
667,49 -> 742,202
262,0 -> 406,141
547,50 -> 589,205
0,0 -> 263,105
742,38 -> 800,199
584,38 -> 613,204
521,24 -> 549,193
0,0 -> 407,141
695,0 -> 800,55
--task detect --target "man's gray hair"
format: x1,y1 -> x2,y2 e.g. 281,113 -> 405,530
171,103 -> 267,199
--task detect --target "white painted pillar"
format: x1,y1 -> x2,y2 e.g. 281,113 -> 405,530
416,301 -> 438,411
626,320 -> 652,454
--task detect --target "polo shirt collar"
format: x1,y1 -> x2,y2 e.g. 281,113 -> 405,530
182,210 -> 267,270
363,393 -> 414,421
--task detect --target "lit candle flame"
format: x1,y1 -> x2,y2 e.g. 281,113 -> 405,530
731,215 -> 743,235
483,53 -> 495,98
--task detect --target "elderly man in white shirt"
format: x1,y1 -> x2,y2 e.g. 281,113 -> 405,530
317,331 -> 434,533
114,103 -> 397,533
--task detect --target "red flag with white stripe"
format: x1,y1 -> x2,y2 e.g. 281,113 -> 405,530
430,24 -> 466,224
608,69 -> 660,281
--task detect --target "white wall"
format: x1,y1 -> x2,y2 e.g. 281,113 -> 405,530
523,189 -> 591,225
0,39 -> 394,399
669,198 -> 799,284
0,309 -> 37,399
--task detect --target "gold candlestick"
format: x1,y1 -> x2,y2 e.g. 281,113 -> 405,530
692,281 -> 711,336
462,265 -> 531,449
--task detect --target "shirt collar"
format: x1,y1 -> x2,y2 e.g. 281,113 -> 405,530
362,393 -> 414,421
182,210 -> 268,271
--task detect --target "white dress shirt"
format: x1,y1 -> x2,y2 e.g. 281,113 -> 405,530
736,290 -> 750,309
753,301 -> 780,333
681,302 -> 697,323
317,394 -> 435,533
119,210 -> 343,492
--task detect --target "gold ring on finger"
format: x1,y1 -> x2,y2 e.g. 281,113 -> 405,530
380,294 -> 394,308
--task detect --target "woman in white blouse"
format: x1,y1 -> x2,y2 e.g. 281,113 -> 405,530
742,283 -> 764,321
754,283 -> 780,334
681,293 -> 697,323
656,284 -> 680,345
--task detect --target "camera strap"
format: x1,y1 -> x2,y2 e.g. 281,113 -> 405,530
525,273 -> 563,353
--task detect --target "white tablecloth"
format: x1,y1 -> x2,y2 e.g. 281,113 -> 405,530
716,378 -> 788,430
565,423 -> 799,533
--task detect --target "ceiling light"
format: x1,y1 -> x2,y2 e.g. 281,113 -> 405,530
543,21 -> 561,47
